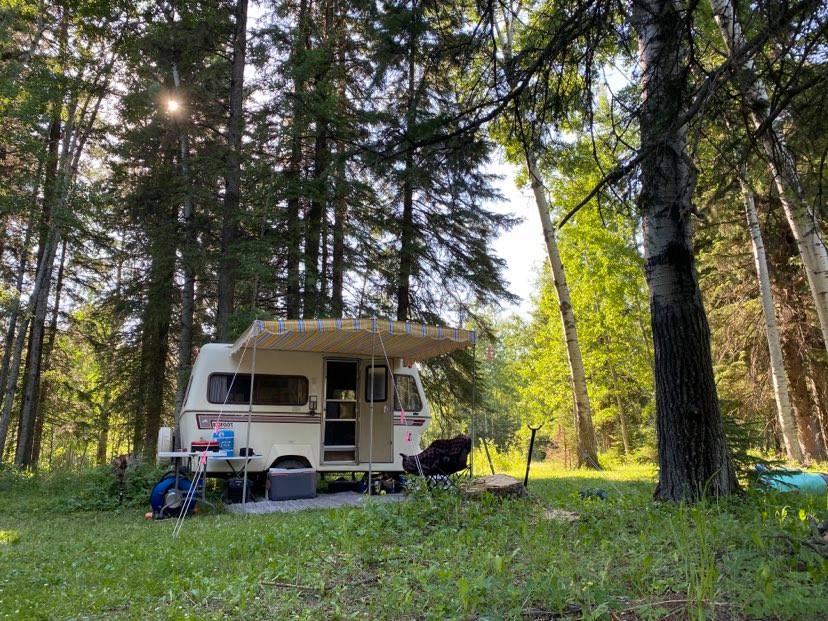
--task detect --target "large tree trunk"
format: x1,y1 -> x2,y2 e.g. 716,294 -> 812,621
710,0 -> 828,352
396,162 -> 415,321
135,235 -> 175,461
781,336 -> 824,461
739,175 -> 803,462
635,0 -> 737,501
29,239 -> 67,468
304,0 -> 334,319
804,359 -> 828,457
304,117 -> 328,317
766,194 -> 827,462
396,6 -> 419,323
13,95 -> 74,468
284,0 -> 310,319
331,151 -> 346,316
170,62 -> 196,447
216,0 -> 248,340
14,221 -> 60,467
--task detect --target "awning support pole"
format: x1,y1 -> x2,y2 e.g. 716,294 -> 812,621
242,332 -> 257,507
470,340 -> 477,479
368,324 -> 375,495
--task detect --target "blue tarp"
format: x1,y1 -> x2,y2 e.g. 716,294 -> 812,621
756,464 -> 828,494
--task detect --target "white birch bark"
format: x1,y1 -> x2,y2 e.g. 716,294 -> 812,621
495,3 -> 599,467
738,173 -> 803,462
526,153 -> 600,467
710,0 -> 828,352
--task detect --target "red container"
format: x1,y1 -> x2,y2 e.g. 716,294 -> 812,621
191,440 -> 220,453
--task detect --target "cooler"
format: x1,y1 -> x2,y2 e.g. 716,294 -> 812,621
267,468 -> 317,501
212,429 -> 234,457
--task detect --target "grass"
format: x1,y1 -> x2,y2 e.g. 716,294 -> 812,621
0,460 -> 826,620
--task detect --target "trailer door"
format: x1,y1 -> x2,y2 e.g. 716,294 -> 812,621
359,364 -> 393,463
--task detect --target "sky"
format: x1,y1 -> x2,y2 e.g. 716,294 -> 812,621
487,157 -> 546,318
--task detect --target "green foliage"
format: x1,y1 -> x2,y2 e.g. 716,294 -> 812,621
0,461 -> 168,513
0,463 -> 826,619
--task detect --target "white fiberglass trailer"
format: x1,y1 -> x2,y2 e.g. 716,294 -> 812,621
159,318 -> 476,477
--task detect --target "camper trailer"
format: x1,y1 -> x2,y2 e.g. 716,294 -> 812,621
157,318 -> 475,477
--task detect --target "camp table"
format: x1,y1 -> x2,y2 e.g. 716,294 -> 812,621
206,454 -> 262,478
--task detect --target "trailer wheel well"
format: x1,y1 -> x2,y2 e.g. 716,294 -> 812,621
271,456 -> 311,470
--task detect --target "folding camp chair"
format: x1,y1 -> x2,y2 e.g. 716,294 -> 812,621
402,435 -> 472,490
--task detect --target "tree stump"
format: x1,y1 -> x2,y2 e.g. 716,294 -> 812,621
464,474 -> 526,498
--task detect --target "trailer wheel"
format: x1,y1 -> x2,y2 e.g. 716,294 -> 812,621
272,457 -> 310,470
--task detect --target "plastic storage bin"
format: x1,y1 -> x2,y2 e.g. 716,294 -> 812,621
267,468 -> 317,501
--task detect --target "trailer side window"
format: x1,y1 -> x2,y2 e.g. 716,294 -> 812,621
365,365 -> 387,402
393,375 -> 422,412
207,373 -> 308,406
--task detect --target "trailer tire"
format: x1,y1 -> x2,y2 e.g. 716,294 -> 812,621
272,457 -> 311,470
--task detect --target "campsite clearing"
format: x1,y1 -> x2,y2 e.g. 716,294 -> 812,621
0,462 -> 826,620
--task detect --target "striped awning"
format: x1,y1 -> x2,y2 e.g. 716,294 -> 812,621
230,318 -> 475,362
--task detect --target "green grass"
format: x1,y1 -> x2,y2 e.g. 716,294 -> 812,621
0,462 -> 826,620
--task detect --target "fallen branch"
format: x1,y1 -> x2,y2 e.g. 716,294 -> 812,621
260,575 -> 379,594
616,598 -> 733,613
260,580 -> 322,593
773,533 -> 828,559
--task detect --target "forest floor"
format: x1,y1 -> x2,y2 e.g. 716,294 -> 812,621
0,461 -> 826,620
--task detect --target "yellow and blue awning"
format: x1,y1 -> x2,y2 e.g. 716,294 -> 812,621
230,318 -> 475,362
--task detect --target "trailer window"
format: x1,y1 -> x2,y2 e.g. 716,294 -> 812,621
207,373 -> 308,406
393,375 -> 422,412
365,365 -> 387,402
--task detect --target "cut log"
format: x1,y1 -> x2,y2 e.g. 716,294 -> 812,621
464,474 -> 526,498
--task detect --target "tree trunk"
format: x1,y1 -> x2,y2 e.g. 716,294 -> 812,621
0,166 -> 40,408
710,0 -> 828,353
739,174 -> 803,462
609,365 -> 631,456
0,314 -> 30,459
331,152 -> 346,316
304,92 -> 329,317
13,94 -> 73,468
142,317 -> 171,461
781,336 -> 823,461
526,151 -> 600,468
396,6 -> 419,322
14,222 -> 60,467
635,0 -> 737,501
30,239 -> 67,468
170,62 -> 196,447
216,0 -> 248,340
285,0 -> 309,319
136,235 -> 175,461
396,162 -> 415,321
495,9 -> 598,467
804,359 -> 828,457
96,387 -> 111,466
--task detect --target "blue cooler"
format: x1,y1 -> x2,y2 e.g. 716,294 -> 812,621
212,429 -> 235,457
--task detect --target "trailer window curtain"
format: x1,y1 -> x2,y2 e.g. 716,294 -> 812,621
393,375 -> 422,412
207,373 -> 308,406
